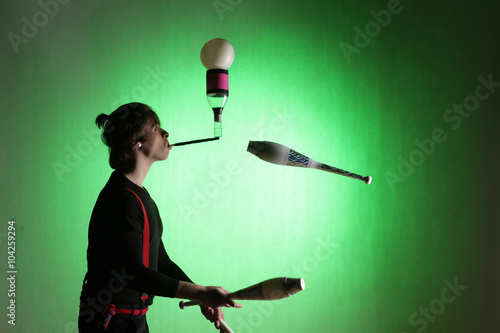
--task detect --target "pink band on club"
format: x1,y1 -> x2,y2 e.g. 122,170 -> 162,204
206,69 -> 229,91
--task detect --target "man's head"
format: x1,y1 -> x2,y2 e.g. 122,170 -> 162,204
96,102 -> 164,173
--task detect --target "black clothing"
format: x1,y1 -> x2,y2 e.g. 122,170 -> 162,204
79,313 -> 149,333
79,171 -> 192,328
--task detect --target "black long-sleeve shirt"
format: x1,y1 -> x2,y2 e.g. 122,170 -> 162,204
80,171 -> 192,310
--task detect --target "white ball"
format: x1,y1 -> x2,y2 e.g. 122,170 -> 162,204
200,38 -> 235,70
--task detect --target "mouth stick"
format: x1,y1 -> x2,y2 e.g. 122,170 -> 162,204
169,137 -> 220,147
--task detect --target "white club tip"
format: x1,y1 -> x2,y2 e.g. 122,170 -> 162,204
284,277 -> 306,297
365,176 -> 372,185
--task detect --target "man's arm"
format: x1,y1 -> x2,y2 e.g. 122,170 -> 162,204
157,240 -> 193,283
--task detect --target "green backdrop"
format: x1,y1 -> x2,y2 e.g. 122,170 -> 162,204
1,0 -> 499,332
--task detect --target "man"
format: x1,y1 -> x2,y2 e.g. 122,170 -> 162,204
79,103 -> 241,332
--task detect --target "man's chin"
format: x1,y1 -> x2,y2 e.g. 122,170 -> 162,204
155,153 -> 169,162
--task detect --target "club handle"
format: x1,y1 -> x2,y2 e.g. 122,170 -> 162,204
321,163 -> 372,184
179,301 -> 234,332
220,318 -> 234,333
179,300 -> 201,309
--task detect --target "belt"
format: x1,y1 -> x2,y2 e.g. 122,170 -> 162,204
98,304 -> 148,330
115,307 -> 148,315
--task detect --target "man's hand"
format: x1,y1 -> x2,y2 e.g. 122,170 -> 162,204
176,282 -> 242,331
199,286 -> 242,331
198,286 -> 242,309
200,305 -> 225,331
199,305 -> 242,332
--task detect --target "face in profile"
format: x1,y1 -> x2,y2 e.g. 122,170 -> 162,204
139,120 -> 171,161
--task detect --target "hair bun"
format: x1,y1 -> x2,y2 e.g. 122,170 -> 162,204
95,113 -> 110,129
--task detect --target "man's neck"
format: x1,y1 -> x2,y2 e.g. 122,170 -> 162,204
123,158 -> 152,188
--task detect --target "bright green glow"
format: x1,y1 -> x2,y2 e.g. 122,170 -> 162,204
1,1 -> 499,332
214,121 -> 222,137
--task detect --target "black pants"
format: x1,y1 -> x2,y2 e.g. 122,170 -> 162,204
78,313 -> 149,333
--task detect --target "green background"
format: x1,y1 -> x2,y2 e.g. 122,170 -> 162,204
1,0 -> 499,332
